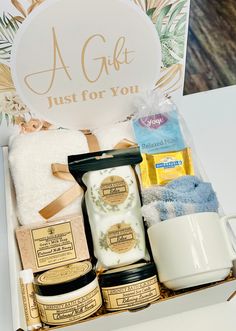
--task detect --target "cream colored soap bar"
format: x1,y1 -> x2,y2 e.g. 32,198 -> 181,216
16,215 -> 89,273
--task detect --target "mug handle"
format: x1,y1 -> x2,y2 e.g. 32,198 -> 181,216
221,215 -> 236,261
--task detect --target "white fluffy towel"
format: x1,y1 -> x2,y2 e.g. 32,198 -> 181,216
93,121 -> 136,150
9,130 -> 89,225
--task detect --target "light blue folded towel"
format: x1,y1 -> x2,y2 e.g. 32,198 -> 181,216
142,176 -> 219,225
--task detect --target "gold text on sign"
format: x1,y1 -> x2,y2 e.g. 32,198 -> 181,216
81,34 -> 135,83
24,27 -> 72,95
23,28 -> 135,95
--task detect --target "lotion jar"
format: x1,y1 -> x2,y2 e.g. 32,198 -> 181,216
34,261 -> 102,326
99,262 -> 160,311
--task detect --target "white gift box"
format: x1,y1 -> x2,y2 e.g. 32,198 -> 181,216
2,146 -> 236,331
1,1 -> 236,331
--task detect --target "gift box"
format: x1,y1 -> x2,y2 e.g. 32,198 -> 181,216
2,151 -> 236,331
1,0 -> 236,331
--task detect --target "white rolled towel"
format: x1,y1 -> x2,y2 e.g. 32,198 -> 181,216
9,129 -> 89,225
93,121 -> 136,150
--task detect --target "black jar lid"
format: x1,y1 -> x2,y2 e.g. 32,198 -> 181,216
99,263 -> 157,288
34,261 -> 96,296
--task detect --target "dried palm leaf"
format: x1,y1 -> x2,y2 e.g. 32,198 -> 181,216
11,0 -> 27,17
146,1 -> 176,23
133,0 -> 146,11
155,63 -> 183,94
28,0 -> 45,14
0,63 -> 15,92
13,16 -> 25,23
146,0 -> 172,11
0,13 -> 20,61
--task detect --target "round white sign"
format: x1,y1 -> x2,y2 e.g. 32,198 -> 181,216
11,0 -> 161,129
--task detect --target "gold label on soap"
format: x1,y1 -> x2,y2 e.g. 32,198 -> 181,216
37,286 -> 102,325
102,276 -> 160,311
31,222 -> 76,268
37,262 -> 92,285
106,223 -> 136,253
100,176 -> 129,205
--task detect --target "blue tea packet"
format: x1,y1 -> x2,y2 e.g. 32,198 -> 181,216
132,109 -> 186,154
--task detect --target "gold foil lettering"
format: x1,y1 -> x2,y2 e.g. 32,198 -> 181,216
111,85 -> 139,97
81,34 -> 135,83
111,86 -> 119,96
81,89 -> 106,101
48,93 -> 78,109
24,27 -> 72,95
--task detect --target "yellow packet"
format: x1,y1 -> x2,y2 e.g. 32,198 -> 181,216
140,148 -> 194,187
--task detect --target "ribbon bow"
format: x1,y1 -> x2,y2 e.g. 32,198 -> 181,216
39,138 -> 137,220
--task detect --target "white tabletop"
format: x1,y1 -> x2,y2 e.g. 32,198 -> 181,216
1,86 -> 236,330
115,299 -> 236,331
179,85 -> 236,215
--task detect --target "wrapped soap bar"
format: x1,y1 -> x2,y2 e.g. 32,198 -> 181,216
140,148 -> 194,187
16,214 -> 89,273
69,148 -> 149,270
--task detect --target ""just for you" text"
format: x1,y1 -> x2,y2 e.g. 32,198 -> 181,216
23,27 -> 140,108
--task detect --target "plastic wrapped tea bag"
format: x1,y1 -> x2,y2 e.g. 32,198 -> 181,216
132,91 -> 186,154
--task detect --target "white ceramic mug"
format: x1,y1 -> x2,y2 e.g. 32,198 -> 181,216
147,212 -> 236,290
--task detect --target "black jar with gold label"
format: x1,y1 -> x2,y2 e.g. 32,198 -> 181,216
99,262 -> 160,311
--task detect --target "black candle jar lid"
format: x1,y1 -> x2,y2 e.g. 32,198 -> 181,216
99,262 -> 157,288
34,261 -> 96,296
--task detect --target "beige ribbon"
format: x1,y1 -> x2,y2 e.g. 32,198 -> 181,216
114,138 -> 137,150
39,164 -> 82,219
39,136 -> 137,220
81,129 -> 100,152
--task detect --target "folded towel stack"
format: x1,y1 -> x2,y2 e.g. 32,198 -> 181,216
9,129 -> 89,225
142,176 -> 219,227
